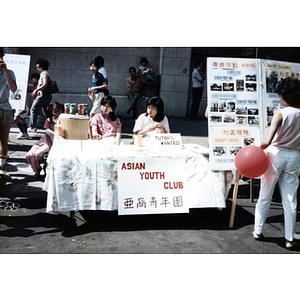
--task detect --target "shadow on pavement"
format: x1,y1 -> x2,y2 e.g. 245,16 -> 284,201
0,213 -> 71,238
64,199 -> 254,235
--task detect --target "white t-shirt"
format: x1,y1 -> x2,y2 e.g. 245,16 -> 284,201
271,106 -> 300,149
98,67 -> 107,80
133,113 -> 170,146
192,68 -> 204,88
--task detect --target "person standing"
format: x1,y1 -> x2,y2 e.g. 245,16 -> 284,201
94,55 -> 108,86
88,60 -> 109,118
126,67 -> 143,119
0,47 -> 17,179
253,77 -> 300,250
29,59 -> 53,131
190,61 -> 205,122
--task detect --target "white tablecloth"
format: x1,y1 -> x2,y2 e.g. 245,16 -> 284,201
44,138 -> 233,212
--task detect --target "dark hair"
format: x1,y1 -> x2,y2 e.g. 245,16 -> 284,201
275,77 -> 300,107
194,61 -> 202,68
140,57 -> 148,65
101,95 -> 117,121
90,60 -> 101,69
30,73 -> 40,80
47,102 -> 64,123
0,47 -> 4,58
36,58 -> 49,70
129,67 -> 136,73
94,56 -> 104,66
145,96 -> 165,122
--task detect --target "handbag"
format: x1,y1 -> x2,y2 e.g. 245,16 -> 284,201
43,78 -> 59,95
88,90 -> 96,102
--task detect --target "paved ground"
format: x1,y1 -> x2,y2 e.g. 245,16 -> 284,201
1,117 -> 300,254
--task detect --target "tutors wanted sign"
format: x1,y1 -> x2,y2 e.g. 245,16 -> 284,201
118,156 -> 188,215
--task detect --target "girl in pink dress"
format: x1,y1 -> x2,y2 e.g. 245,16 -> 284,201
26,102 -> 64,177
90,95 -> 122,145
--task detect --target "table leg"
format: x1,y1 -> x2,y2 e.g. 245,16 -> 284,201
250,178 -> 254,202
229,171 -> 240,228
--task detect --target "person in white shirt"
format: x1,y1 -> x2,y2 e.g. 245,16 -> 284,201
253,77 -> 300,250
133,96 -> 170,146
190,61 -> 205,122
0,47 -> 17,180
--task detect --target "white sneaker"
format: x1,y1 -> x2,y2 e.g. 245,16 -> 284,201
17,132 -> 27,139
252,231 -> 264,240
23,133 -> 31,139
28,127 -> 37,133
285,240 -> 296,250
17,132 -> 31,139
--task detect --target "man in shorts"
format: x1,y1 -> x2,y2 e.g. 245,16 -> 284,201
0,47 -> 17,179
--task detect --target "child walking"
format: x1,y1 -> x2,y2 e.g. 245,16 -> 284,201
14,105 -> 30,139
253,77 -> 300,250
25,102 -> 64,177
88,60 -> 109,118
90,95 -> 122,145
14,73 -> 41,139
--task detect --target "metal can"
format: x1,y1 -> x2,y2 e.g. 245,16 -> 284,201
78,104 -> 84,115
64,103 -> 70,114
83,104 -> 87,115
69,103 -> 76,115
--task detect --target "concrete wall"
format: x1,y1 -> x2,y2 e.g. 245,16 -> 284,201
13,47 -> 192,118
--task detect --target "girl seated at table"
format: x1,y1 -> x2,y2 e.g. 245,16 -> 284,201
133,96 -> 170,146
90,95 -> 122,145
25,102 -> 64,178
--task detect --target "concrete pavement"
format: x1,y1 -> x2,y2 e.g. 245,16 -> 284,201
1,117 -> 300,253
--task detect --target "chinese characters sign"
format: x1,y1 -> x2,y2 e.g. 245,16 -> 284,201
208,57 -> 300,171
262,59 -> 300,133
4,54 -> 31,110
118,156 -> 188,215
207,57 -> 262,170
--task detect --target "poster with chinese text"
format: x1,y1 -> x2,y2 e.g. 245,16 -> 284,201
261,59 -> 300,138
207,57 -> 262,170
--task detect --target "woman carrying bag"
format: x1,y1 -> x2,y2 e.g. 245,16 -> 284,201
29,58 -> 54,131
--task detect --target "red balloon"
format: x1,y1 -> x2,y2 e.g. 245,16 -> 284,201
234,146 -> 269,178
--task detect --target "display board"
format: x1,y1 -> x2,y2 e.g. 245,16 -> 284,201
207,57 -> 262,170
261,59 -> 300,137
207,57 -> 300,171
3,54 -> 31,110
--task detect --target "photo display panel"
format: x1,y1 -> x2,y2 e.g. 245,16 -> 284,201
207,57 -> 262,170
261,59 -> 300,138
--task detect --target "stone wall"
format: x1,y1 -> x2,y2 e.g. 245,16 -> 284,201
16,47 -> 192,117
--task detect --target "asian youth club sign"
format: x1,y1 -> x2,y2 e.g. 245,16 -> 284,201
118,156 -> 188,215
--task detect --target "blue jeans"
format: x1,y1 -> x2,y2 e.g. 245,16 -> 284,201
29,92 -> 52,128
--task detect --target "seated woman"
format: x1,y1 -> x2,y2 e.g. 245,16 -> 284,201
90,95 -> 122,145
133,96 -> 170,146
